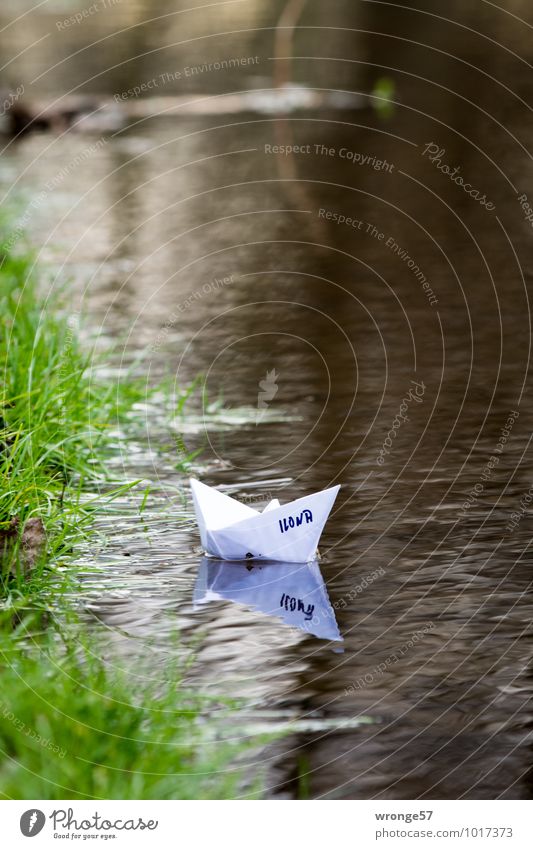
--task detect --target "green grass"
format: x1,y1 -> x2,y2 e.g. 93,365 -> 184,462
0,246 -> 155,581
0,621 -> 257,799
2,251 -> 98,512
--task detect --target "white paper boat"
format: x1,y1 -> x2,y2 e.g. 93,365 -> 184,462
190,478 -> 340,563
193,556 -> 342,641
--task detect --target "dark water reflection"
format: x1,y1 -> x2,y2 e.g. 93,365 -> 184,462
2,0 -> 533,799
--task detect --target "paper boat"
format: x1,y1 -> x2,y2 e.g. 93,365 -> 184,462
190,479 -> 340,563
193,556 -> 342,641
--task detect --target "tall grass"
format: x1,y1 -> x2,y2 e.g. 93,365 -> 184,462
0,619 -> 255,800
2,251 -> 96,520
0,247 -> 151,580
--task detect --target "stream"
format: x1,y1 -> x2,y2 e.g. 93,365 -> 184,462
2,0 -> 533,799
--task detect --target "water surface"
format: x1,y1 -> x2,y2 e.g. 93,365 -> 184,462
2,0 -> 533,799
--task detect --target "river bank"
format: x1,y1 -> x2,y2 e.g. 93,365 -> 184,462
0,237 -> 263,799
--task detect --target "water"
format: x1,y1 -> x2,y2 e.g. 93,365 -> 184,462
2,0 -> 533,798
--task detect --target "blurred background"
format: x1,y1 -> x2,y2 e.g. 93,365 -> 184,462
1,0 -> 533,799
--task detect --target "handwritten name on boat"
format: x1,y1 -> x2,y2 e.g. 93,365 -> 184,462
278,509 -> 312,533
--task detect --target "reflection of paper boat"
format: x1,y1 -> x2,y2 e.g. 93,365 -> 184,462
193,556 -> 342,641
190,479 -> 340,563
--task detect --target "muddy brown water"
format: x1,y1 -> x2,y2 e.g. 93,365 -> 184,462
2,0 -> 533,799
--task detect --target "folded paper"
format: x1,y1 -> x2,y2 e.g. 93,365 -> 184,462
190,478 -> 340,563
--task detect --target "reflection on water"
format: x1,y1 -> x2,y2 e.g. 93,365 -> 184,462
193,556 -> 342,642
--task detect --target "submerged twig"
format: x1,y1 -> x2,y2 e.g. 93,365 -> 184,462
273,0 -> 309,89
